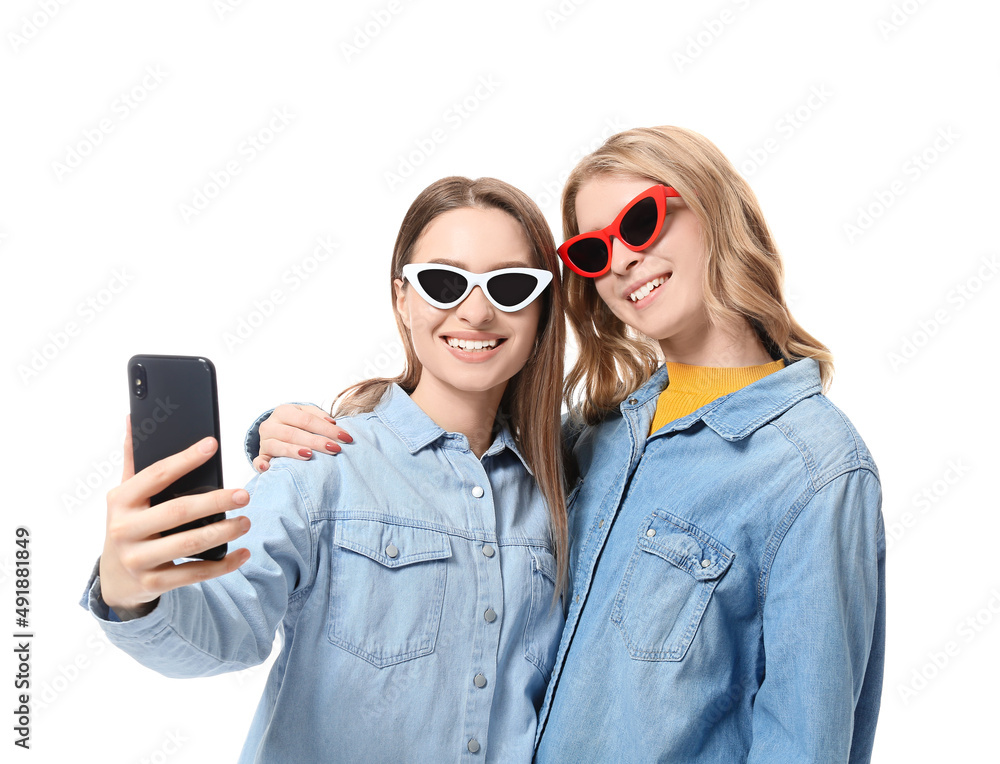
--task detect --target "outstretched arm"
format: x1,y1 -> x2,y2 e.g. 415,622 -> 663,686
83,421 -> 316,677
99,419 -> 252,616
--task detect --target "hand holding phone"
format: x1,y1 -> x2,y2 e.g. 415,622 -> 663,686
129,355 -> 226,560
99,428 -> 252,615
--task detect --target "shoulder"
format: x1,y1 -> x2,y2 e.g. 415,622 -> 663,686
767,392 -> 879,491
257,410 -> 394,504
562,407 -> 628,482
757,397 -> 884,598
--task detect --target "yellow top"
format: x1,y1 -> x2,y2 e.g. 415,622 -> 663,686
649,359 -> 786,436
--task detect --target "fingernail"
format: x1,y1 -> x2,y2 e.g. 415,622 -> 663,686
259,462 -> 269,472
338,433 -> 353,444
325,441 -> 341,453
325,417 -> 337,424
239,517 -> 251,532
298,448 -> 313,458
234,490 -> 249,505
199,437 -> 215,454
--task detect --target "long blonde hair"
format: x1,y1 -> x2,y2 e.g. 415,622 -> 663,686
562,126 -> 833,424
334,176 -> 569,593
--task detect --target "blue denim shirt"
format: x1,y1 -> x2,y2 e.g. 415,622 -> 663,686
535,358 -> 885,763
81,384 -> 564,763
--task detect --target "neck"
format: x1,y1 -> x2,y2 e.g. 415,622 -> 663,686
658,315 -> 774,367
408,377 -> 505,458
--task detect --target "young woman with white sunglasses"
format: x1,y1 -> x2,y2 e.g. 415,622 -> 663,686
82,176 -> 569,763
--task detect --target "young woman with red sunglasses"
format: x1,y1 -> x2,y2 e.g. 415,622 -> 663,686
82,177 -> 570,762
251,127 -> 886,762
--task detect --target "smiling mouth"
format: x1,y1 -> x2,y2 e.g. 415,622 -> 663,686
443,337 -> 507,352
628,274 -> 670,303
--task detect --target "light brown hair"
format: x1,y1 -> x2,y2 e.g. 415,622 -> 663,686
561,126 -> 833,424
335,176 -> 569,593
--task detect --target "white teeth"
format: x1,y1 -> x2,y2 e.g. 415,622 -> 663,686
447,337 -> 499,351
629,277 -> 667,302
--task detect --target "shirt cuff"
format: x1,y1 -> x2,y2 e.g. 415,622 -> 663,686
243,403 -> 319,466
243,408 -> 275,465
79,557 -> 161,625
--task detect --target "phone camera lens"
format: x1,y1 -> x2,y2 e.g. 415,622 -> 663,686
131,364 -> 148,399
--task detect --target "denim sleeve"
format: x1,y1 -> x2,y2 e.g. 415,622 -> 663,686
79,465 -> 316,678
749,468 -> 885,764
243,403 -> 324,465
243,408 -> 276,465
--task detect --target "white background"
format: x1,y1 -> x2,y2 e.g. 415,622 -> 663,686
2,1 -> 998,761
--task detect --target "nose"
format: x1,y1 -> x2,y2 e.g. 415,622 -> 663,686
608,236 -> 642,276
455,285 -> 495,325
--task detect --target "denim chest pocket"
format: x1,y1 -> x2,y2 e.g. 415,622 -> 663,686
329,519 -> 452,668
523,547 -> 564,683
611,511 -> 734,662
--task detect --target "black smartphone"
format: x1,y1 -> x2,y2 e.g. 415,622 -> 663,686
128,354 -> 226,561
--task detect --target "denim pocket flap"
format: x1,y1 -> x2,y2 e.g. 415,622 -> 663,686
531,546 -> 557,583
638,511 -> 734,582
334,520 -> 452,569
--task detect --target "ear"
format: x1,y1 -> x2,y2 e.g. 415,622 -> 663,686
393,278 -> 410,330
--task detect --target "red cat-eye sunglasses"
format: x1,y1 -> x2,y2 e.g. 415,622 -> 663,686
557,184 -> 680,278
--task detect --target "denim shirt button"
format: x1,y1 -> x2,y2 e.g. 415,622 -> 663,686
484,607 -> 497,623
468,739 -> 481,753
646,529 -> 656,537
628,398 -> 638,405
474,673 -> 488,688
482,544 -> 495,558
472,485 -> 485,498
701,559 -> 711,568
385,544 -> 399,559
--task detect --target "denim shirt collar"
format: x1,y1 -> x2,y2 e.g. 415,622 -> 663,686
620,358 -> 822,442
375,383 -> 531,472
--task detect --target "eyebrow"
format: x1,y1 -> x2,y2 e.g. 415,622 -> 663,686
426,258 -> 534,270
